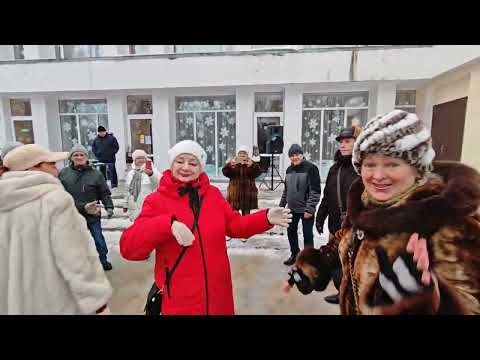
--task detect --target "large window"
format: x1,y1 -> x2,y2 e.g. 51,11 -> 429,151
175,45 -> 223,54
13,45 -> 25,60
176,95 -> 236,177
63,45 -> 102,59
59,99 -> 109,157
395,90 -> 416,113
302,92 -> 369,178
10,99 -> 34,144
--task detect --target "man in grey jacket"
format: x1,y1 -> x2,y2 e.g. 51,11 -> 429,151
59,144 -> 115,271
279,144 -> 321,266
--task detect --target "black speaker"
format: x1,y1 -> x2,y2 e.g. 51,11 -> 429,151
265,125 -> 284,154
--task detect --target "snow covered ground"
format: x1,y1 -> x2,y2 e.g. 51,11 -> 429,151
102,181 -> 340,315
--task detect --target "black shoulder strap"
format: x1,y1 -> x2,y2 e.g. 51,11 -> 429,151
336,165 -> 344,214
165,195 -> 204,297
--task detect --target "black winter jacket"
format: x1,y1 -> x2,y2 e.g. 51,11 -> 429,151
59,163 -> 114,224
315,151 -> 359,235
92,133 -> 119,163
279,160 -> 321,214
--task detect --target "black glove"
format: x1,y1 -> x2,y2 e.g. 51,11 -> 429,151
315,221 -> 323,234
375,246 -> 433,304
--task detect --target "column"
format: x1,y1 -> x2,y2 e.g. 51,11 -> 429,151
30,95 -> 51,148
107,95 -> 127,180
375,82 -> 397,115
235,87 -> 255,153
0,97 -> 10,145
461,67 -> 480,171
151,89 -> 172,173
283,85 -> 303,167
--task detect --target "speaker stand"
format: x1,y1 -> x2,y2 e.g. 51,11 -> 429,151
258,153 -> 284,191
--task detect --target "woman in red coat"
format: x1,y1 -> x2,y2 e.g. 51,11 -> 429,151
120,140 -> 292,315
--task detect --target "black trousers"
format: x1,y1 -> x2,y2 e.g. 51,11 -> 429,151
99,162 -> 118,188
287,212 -> 314,256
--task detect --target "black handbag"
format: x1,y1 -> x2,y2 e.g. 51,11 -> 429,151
145,282 -> 163,315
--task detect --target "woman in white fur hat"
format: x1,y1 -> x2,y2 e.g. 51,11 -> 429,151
120,140 -> 292,315
0,144 -> 112,314
124,149 -> 161,222
285,110 -> 480,315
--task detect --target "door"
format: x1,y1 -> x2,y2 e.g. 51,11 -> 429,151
254,114 -> 283,175
130,118 -> 153,155
431,97 -> 467,161
13,120 -> 35,144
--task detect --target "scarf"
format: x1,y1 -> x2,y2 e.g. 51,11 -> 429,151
129,167 -> 144,202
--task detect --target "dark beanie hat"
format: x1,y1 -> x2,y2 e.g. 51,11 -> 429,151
288,144 -> 303,157
98,126 -> 107,132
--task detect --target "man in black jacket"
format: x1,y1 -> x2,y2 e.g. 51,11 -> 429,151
59,144 -> 115,271
92,126 -> 119,189
280,144 -> 321,266
315,125 -> 361,303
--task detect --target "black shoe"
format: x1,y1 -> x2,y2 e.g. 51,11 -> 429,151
102,261 -> 113,271
283,254 -> 297,266
324,293 -> 339,304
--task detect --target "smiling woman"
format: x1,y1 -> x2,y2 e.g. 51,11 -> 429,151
120,139 -> 293,315
288,110 -> 480,315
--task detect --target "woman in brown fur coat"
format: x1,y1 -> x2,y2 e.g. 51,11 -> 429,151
284,110 -> 480,315
222,146 -> 262,216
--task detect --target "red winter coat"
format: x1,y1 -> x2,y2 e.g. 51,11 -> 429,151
120,170 -> 273,315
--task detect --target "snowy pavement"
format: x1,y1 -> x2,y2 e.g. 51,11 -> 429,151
102,181 -> 340,315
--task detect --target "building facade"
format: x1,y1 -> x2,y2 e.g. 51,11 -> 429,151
1,45 -> 480,180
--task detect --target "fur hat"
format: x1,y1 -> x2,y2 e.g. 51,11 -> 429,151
132,149 -> 149,162
288,144 -> 304,157
352,110 -> 435,175
69,144 -> 89,159
168,140 -> 207,170
4,144 -> 68,171
236,145 -> 251,157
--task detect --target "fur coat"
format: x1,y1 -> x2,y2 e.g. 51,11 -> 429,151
335,161 -> 480,315
0,171 -> 112,314
222,161 -> 261,211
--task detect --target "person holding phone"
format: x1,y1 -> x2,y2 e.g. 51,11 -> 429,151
124,149 -> 161,222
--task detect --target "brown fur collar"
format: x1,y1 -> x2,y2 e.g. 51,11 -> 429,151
346,161 -> 480,239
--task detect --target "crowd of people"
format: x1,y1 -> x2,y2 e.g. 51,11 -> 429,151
1,109 -> 479,315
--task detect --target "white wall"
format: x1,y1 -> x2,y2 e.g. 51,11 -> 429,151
375,82 -> 397,115
30,96 -> 50,148
0,97 -> 8,145
106,95 -> 127,179
0,46 -> 13,61
283,85 -> 303,167
235,87 -> 255,153
2,46 -> 480,94
45,96 -> 62,151
151,90 -> 172,173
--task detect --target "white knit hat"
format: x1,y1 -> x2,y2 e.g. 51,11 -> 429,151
168,140 -> 207,170
352,110 -> 436,175
236,145 -> 251,157
132,149 -> 149,162
4,144 -> 68,171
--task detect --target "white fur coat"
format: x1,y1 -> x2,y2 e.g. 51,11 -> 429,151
0,171 -> 112,314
